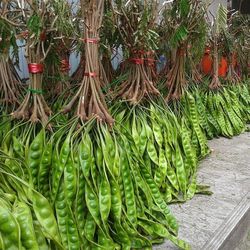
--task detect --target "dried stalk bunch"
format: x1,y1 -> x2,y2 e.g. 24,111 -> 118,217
0,56 -> 23,109
112,0 -> 160,104
100,54 -> 114,87
45,0 -> 76,97
226,53 -> 241,84
188,52 -> 202,83
11,1 -> 57,125
10,0 -> 74,125
99,1 -> 117,87
144,50 -> 158,82
63,0 -> 113,124
0,1 -> 23,110
160,0 -> 208,101
209,34 -> 221,89
209,4 -> 228,89
224,13 -> 250,83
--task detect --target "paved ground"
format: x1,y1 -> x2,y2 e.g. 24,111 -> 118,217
236,230 -> 250,250
155,132 -> 250,250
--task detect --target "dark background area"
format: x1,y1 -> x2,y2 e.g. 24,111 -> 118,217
232,0 -> 250,14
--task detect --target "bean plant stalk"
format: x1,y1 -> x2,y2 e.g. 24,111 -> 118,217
166,45 -> 187,101
113,0 -> 160,104
0,56 -> 22,109
0,1 -> 23,110
10,0 -> 62,125
226,53 -> 240,83
209,35 -> 221,89
63,0 -> 113,124
209,4 -> 228,89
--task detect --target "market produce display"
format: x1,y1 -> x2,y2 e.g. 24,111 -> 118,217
0,0 -> 249,250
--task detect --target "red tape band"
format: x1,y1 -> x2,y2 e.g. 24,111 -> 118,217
28,63 -> 44,74
130,58 -> 144,65
84,72 -> 98,77
83,38 -> 99,44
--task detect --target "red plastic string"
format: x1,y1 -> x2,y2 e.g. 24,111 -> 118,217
82,38 -> 99,44
28,63 -> 44,74
130,58 -> 144,65
60,59 -> 70,72
84,72 -> 98,77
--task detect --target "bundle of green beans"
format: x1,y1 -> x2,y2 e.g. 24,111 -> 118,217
0,81 -> 249,250
231,83 -> 250,123
0,118 -> 190,250
0,150 -> 62,250
112,96 -> 210,204
192,85 -> 247,139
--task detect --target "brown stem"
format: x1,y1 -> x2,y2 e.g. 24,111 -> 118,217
165,46 -> 186,102
209,36 -> 221,89
63,0 -> 113,124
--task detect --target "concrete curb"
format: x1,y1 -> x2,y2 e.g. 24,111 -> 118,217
203,192 -> 250,250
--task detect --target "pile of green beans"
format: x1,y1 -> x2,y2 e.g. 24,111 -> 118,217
0,119 -> 191,249
192,85 -> 249,139
0,82 -> 249,250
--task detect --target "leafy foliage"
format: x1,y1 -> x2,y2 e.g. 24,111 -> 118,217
27,14 -> 42,36
112,0 -> 159,53
214,4 -> 228,35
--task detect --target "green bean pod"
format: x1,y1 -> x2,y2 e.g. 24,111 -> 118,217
120,148 -> 137,226
31,190 -> 62,246
52,135 -> 71,201
99,171 -> 111,225
85,182 -> 101,227
0,206 -> 21,250
27,130 -> 44,188
147,139 -> 159,165
55,182 -> 68,247
13,201 -> 39,250
175,144 -> 187,198
64,155 -> 77,208
140,163 -> 178,235
38,142 -> 52,197
79,134 -> 93,182
84,212 -> 96,243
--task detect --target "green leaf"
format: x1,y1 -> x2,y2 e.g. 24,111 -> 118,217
179,0 -> 190,18
170,25 -> 188,48
27,14 -> 41,36
215,4 -> 228,34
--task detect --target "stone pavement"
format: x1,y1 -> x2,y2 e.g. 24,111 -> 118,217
155,132 -> 250,250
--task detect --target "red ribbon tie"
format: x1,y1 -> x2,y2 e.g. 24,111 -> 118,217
83,38 -> 99,44
84,72 -> 98,77
130,58 -> 144,65
28,63 -> 44,74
